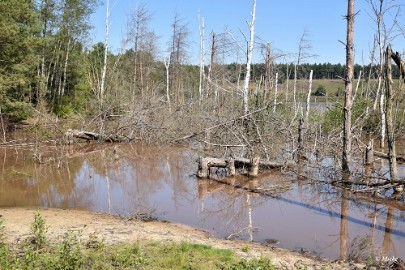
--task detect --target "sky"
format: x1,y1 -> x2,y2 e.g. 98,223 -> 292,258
90,0 -> 405,64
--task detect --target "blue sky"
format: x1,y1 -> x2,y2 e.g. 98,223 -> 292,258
90,0 -> 405,64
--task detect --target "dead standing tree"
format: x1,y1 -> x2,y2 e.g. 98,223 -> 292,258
367,0 -> 401,148
384,47 -> 397,181
168,11 -> 190,105
127,4 -> 154,99
342,0 -> 355,174
198,11 -> 205,102
242,0 -> 257,115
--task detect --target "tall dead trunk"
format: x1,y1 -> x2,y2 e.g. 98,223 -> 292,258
305,70 -> 313,124
164,54 -> 171,111
207,32 -> 215,97
264,43 -> 271,99
293,63 -> 298,113
242,0 -> 257,115
198,13 -> 205,102
100,0 -> 109,103
385,47 -> 397,181
342,0 -> 355,174
273,73 -> 278,113
285,62 -> 290,103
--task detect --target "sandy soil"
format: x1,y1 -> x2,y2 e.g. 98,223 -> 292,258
0,208 -> 363,269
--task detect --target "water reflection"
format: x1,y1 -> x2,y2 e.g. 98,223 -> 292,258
0,144 -> 405,260
340,189 -> 349,260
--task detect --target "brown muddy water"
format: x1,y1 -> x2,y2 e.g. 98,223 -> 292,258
0,143 -> 405,261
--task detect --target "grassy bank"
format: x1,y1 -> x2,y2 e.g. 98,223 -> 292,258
0,213 -> 275,270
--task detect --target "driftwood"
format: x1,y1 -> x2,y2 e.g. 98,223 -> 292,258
64,129 -> 132,144
197,156 -> 288,178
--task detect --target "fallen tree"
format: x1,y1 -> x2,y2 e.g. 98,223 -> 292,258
64,129 -> 133,143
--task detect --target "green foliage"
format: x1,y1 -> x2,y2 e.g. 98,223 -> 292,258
0,216 -> 5,246
55,230 -> 84,270
3,101 -> 33,121
108,242 -> 145,268
0,223 -> 280,270
335,87 -> 345,97
241,245 -> 249,252
313,85 -> 326,96
221,257 -> 275,270
322,96 -> 372,133
30,211 -> 48,250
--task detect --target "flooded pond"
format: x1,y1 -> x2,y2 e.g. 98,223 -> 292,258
1,143 -> 405,261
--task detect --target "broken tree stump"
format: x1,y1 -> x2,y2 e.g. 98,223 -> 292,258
249,157 -> 260,177
197,156 -> 287,178
365,139 -> 374,165
197,157 -> 228,178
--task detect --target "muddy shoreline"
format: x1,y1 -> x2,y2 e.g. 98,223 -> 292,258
0,207 -> 363,269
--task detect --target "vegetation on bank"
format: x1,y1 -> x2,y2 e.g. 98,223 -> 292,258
0,213 -> 276,270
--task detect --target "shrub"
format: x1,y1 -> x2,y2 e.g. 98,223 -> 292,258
30,211 -> 48,250
313,85 -> 326,96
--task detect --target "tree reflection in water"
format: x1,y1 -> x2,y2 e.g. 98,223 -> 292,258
1,144 -> 405,261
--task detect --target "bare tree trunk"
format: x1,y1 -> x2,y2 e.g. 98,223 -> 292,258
207,32 -> 215,97
385,47 -> 397,181
242,0 -> 257,115
285,62 -> 290,103
366,36 -> 377,100
372,0 -> 384,111
293,63 -> 298,113
379,83 -> 386,148
198,13 -> 205,102
305,70 -> 313,124
352,70 -> 362,101
164,54 -> 171,110
100,0 -> 110,103
0,107 -> 5,142
342,0 -> 355,174
273,73 -> 278,113
60,38 -> 71,97
264,43 -> 271,99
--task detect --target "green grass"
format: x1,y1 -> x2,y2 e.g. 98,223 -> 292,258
0,214 -> 276,270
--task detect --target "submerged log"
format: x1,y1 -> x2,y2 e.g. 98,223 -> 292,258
64,129 -> 132,144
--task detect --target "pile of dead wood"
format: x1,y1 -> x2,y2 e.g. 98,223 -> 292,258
64,129 -> 133,144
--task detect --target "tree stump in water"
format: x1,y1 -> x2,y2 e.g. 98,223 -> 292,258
197,156 -> 265,178
364,139 -> 374,165
248,156 -> 260,177
197,157 -> 230,178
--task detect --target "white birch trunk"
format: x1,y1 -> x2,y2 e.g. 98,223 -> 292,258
100,0 -> 109,102
293,63 -> 298,112
305,70 -> 313,124
273,72 -> 278,113
60,38 -> 71,97
352,70 -> 362,102
198,13 -> 205,102
285,62 -> 289,103
164,54 -> 171,109
242,0 -> 257,115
